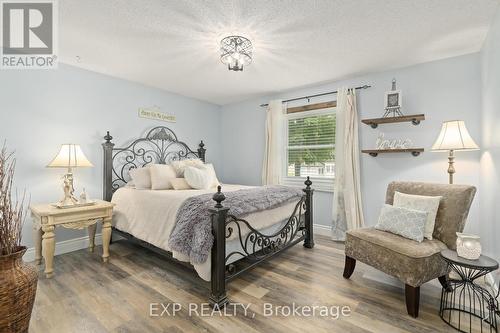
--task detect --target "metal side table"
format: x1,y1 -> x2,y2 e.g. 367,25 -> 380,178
440,249 -> 499,333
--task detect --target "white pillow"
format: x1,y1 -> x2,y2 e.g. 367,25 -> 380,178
125,180 -> 135,188
204,163 -> 220,188
171,159 -> 204,177
375,204 -> 428,242
393,191 -> 442,240
170,178 -> 192,190
129,167 -> 151,190
150,164 -> 176,190
184,166 -> 211,190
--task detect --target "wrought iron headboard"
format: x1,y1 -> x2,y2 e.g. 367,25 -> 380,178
102,126 -> 206,201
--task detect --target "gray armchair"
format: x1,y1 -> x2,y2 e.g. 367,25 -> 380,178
343,181 -> 476,317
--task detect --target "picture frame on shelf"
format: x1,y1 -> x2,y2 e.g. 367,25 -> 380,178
384,90 -> 402,110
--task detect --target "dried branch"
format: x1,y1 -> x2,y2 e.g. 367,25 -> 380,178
0,143 -> 28,255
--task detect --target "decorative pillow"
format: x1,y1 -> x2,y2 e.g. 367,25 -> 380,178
170,178 -> 192,190
204,163 -> 220,188
184,166 -> 211,190
171,159 -> 204,177
375,204 -> 428,242
129,167 -> 151,190
393,191 -> 442,240
150,164 -> 176,190
125,180 -> 135,188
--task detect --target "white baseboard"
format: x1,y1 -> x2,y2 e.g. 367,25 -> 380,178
22,224 -> 330,262
23,234 -> 103,262
313,223 -> 332,236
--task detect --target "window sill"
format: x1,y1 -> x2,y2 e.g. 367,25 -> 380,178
281,177 -> 334,193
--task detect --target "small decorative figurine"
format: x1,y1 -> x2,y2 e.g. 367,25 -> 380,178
79,188 -> 88,204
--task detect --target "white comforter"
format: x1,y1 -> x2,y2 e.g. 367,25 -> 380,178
111,184 -> 298,281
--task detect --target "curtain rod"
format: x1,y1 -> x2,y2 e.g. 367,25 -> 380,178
259,84 -> 371,107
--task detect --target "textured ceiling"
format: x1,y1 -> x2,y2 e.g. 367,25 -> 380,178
59,0 -> 500,105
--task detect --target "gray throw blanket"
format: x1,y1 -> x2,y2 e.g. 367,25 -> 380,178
168,185 -> 303,264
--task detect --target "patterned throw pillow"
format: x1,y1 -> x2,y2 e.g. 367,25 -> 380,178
393,191 -> 442,240
184,166 -> 211,190
375,204 -> 428,242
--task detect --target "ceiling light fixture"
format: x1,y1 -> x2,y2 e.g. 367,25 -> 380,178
220,35 -> 252,71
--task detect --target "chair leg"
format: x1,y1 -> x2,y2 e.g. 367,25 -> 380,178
405,284 -> 420,318
343,256 -> 356,279
438,275 -> 452,292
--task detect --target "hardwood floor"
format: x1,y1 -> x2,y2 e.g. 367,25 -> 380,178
29,235 -> 458,333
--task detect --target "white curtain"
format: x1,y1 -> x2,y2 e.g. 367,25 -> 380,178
332,88 -> 364,241
262,100 -> 285,185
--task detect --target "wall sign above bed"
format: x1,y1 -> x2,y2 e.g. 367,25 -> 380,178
138,106 -> 176,123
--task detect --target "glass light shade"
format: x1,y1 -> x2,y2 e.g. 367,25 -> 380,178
431,120 -> 479,152
47,144 -> 93,168
220,36 -> 252,71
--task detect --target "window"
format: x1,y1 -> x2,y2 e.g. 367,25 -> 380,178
282,108 -> 335,191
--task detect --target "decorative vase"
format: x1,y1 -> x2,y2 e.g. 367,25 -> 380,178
0,246 -> 38,333
456,232 -> 482,260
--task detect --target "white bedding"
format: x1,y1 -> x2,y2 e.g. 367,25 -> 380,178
111,184 -> 298,281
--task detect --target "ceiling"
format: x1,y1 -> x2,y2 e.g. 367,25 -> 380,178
60,0 -> 500,105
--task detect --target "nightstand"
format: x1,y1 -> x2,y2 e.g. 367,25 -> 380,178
30,200 -> 115,278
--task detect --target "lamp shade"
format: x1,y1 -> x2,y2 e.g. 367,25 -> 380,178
431,120 -> 479,152
47,144 -> 93,168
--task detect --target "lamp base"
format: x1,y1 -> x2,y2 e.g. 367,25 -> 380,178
58,196 -> 78,207
447,150 -> 455,185
59,172 -> 79,207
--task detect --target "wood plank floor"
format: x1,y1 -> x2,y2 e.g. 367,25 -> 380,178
29,235 -> 459,333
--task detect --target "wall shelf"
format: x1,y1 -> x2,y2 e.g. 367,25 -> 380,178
361,114 -> 425,128
362,148 -> 424,157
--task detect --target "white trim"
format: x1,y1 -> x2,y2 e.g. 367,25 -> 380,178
22,226 -> 331,262
313,223 -> 332,236
23,234 -> 103,262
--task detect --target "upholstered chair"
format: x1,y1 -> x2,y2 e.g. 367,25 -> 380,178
343,181 -> 476,317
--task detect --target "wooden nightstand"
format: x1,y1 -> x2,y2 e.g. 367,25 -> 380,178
30,200 -> 115,278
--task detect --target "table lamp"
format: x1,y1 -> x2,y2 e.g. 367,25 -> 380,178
47,144 -> 93,207
431,120 -> 479,184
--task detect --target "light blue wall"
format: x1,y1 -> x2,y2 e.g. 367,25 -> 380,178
480,7 -> 500,264
0,63 -> 222,247
220,54 -> 483,244
0,53 -> 489,258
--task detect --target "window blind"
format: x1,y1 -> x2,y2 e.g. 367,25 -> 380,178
286,112 -> 336,179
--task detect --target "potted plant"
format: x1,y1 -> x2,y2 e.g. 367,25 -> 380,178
0,143 -> 37,333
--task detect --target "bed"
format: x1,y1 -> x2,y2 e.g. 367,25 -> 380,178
102,126 -> 314,307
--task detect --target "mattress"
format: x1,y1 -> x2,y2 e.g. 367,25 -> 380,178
111,184 -> 299,281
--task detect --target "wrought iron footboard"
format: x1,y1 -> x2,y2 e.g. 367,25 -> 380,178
225,196 -> 305,268
208,178 -> 314,308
